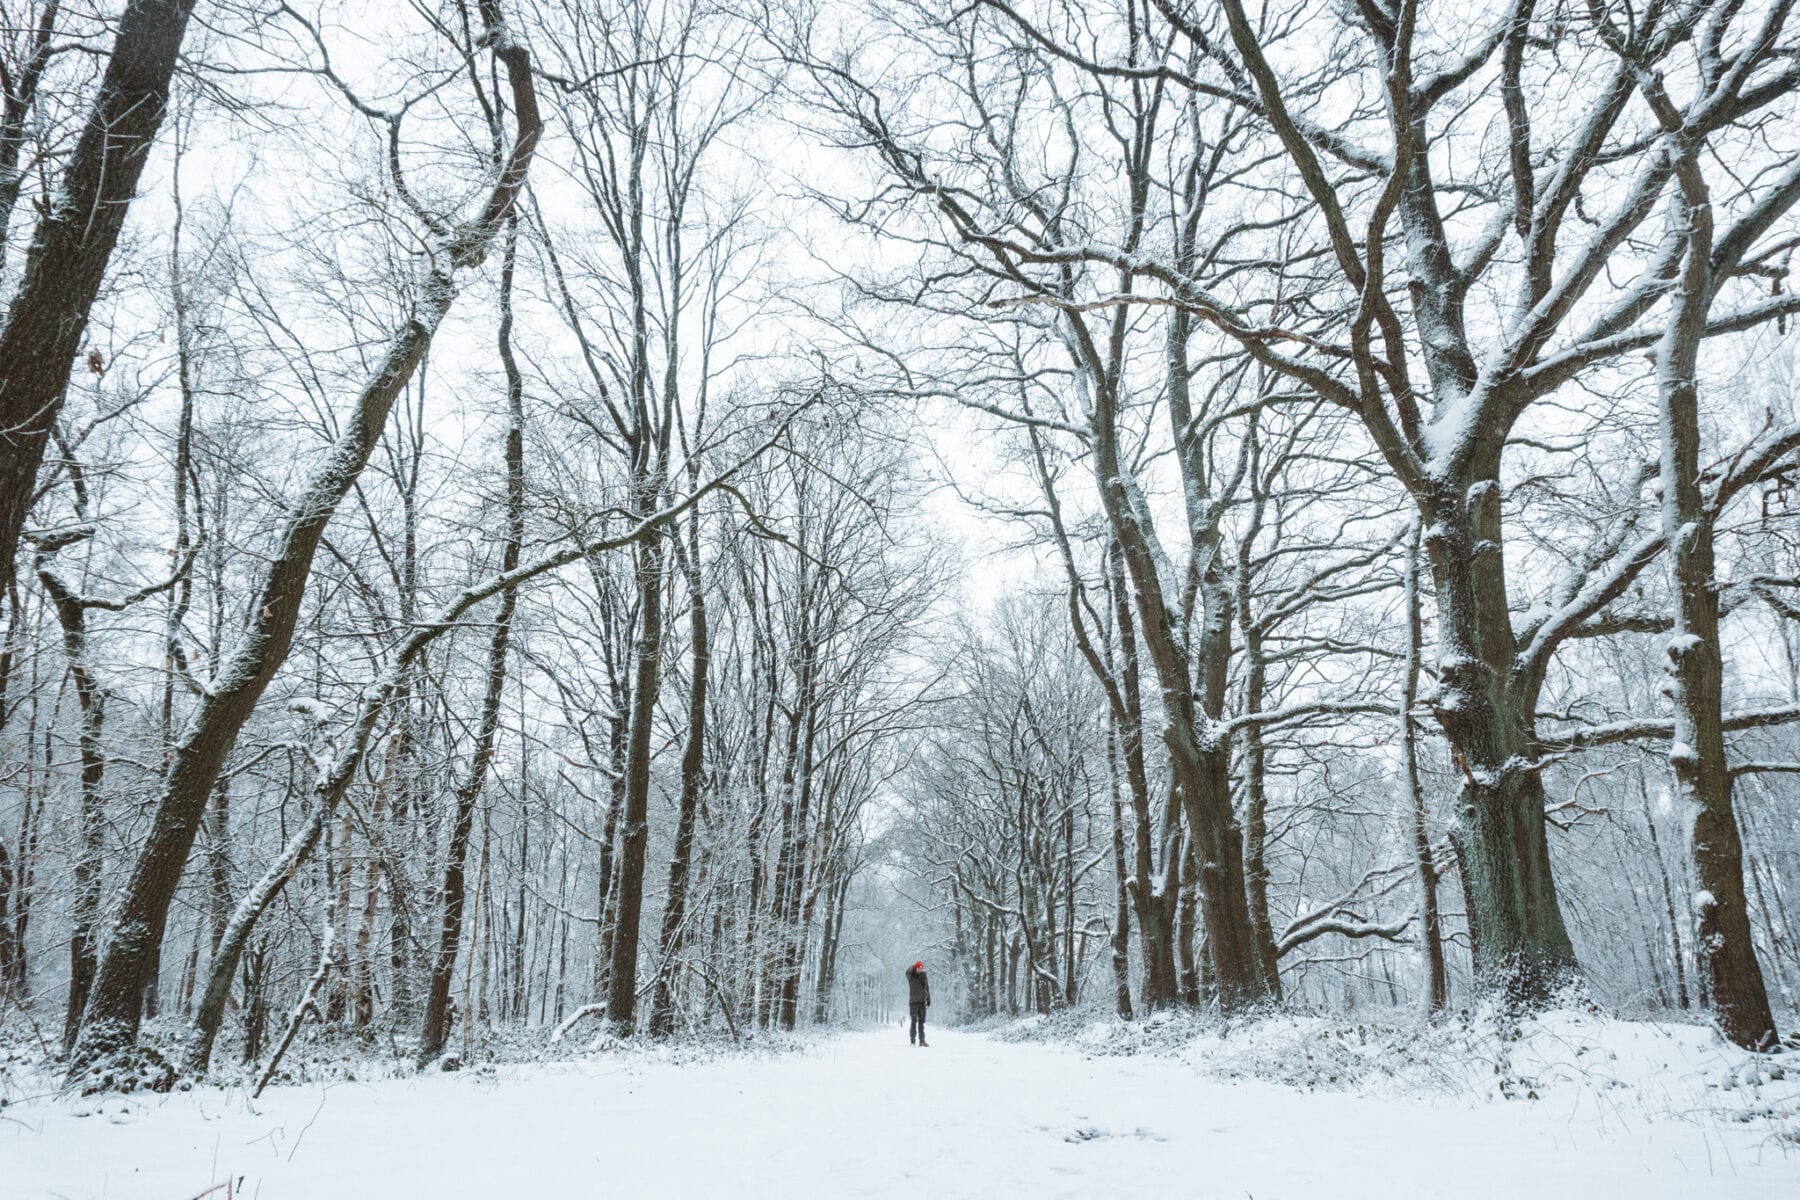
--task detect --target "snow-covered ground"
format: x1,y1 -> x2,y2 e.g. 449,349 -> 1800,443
5,1022 -> 1798,1199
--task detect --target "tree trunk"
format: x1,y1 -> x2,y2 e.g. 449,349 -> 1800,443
353,767 -> 389,1027
1107,733 -> 1135,1021
1176,848 -> 1201,1007
1641,779 -> 1690,1009
1087,372 -> 1267,1011
1419,476 -> 1577,1005
419,214 -> 527,1066
604,525 -> 665,1034
39,577 -> 106,1049
0,0 -> 198,603
649,518 -> 710,1036
1109,552 -> 1180,1011
1238,642 -> 1284,999
0,839 -> 20,1000
1402,521 -> 1448,1014
1654,144 -> 1778,1050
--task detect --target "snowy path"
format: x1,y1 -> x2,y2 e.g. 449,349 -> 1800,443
6,1028 -> 1797,1199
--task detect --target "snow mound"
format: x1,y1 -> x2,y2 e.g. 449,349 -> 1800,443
990,1005 -> 1800,1141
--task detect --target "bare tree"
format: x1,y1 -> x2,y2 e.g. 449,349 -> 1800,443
69,0 -> 543,1072
0,0 -> 199,603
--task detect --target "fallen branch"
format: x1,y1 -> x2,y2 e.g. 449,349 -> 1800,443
252,909 -> 341,1099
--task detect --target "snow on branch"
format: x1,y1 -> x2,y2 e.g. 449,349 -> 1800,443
1274,863 -> 1414,957
1544,704 -> 1800,751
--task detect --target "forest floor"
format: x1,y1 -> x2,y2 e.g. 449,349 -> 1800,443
4,1015 -> 1799,1198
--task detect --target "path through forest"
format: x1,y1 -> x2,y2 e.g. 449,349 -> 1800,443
7,1028 -> 1797,1198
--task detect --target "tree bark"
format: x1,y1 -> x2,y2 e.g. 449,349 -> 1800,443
648,514 -> 710,1036
1402,521 -> 1448,1014
0,0 -> 198,603
1653,128 -> 1778,1050
1420,476 -> 1578,1004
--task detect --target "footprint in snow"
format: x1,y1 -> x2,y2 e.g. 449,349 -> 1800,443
1062,1125 -> 1166,1143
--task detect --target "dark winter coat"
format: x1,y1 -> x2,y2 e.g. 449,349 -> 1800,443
905,965 -> 930,1006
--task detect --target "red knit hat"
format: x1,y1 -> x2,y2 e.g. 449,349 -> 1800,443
914,961 -> 924,969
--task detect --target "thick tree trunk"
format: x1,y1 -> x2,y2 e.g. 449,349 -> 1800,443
0,0 -> 198,603
1419,477 -> 1577,1005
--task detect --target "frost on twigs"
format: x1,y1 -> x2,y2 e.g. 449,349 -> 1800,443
287,697 -> 328,725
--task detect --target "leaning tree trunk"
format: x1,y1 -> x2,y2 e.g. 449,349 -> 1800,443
183,550 -> 587,1073
69,8 -> 542,1072
1654,140 -> 1778,1051
0,0 -> 198,604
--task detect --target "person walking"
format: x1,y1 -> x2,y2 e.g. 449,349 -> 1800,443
905,960 -> 930,1047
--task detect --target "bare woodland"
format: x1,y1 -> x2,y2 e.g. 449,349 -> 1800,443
1,0 -> 1799,1095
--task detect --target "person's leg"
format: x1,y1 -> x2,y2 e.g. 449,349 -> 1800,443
908,1002 -> 918,1043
